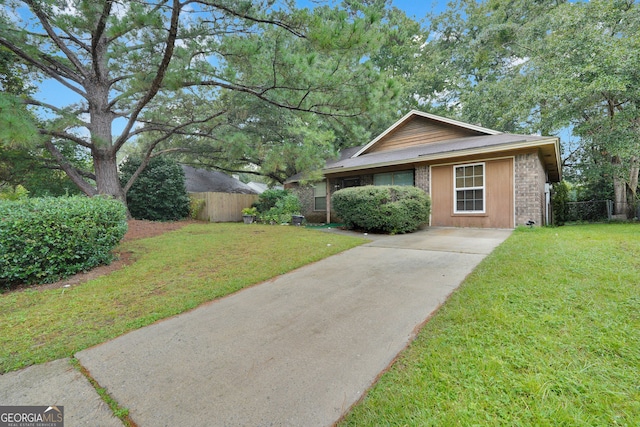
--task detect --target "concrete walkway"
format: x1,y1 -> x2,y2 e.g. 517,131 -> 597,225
1,227 -> 511,427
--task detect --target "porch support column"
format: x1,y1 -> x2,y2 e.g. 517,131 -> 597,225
326,178 -> 331,224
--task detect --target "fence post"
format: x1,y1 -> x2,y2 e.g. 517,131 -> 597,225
607,200 -> 613,221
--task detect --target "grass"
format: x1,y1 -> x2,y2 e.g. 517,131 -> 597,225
340,223 -> 640,426
0,223 -> 365,373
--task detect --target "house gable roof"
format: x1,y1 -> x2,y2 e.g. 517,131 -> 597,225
325,133 -> 562,182
353,110 -> 502,158
285,111 -> 562,184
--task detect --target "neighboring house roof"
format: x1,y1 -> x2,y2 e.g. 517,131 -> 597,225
246,182 -> 283,194
182,165 -> 257,194
246,182 -> 269,194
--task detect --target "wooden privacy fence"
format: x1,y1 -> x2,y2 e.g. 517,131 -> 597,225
189,192 -> 258,222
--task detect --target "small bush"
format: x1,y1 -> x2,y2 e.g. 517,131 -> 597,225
253,189 -> 290,214
332,185 -> 431,234
552,181 -> 570,226
0,196 -> 128,288
188,194 -> 205,219
120,156 -> 190,221
256,190 -> 302,224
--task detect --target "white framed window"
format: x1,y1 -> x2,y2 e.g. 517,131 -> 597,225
314,181 -> 326,211
373,170 -> 414,186
454,163 -> 485,213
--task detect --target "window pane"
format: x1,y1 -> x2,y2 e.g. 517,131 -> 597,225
374,173 -> 393,186
455,164 -> 484,212
314,182 -> 326,197
314,197 -> 326,211
465,176 -> 474,187
393,171 -> 414,186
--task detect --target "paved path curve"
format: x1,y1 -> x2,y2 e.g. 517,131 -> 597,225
2,227 -> 511,426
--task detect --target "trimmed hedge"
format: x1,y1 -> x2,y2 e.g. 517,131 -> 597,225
0,196 -> 128,288
332,185 -> 431,234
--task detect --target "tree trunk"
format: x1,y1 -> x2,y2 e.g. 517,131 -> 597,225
629,156 -> 639,198
628,155 -> 639,217
612,155 -> 628,216
93,147 -> 131,218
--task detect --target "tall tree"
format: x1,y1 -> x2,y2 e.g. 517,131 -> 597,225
415,0 -> 639,214
0,0 -> 388,207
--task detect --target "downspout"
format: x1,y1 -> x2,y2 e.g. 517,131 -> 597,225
544,182 -> 551,226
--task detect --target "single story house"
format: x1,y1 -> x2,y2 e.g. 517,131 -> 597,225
286,110 -> 561,228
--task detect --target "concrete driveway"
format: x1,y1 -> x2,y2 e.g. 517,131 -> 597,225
1,227 -> 511,427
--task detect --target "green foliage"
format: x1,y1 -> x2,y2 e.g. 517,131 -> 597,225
253,189 -> 290,214
120,156 -> 190,221
552,181 -> 570,226
0,196 -> 127,288
0,145 -> 85,197
332,185 -> 431,234
188,195 -> 205,220
0,184 -> 29,201
255,190 -> 302,224
242,206 -> 258,216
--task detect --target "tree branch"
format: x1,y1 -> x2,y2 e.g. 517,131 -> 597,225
186,80 -> 359,117
193,0 -> 307,38
25,0 -> 89,80
0,39 -> 87,97
40,129 -> 94,149
126,110 -> 227,141
43,140 -> 96,196
91,0 -> 113,78
40,160 -> 96,180
113,0 -> 182,154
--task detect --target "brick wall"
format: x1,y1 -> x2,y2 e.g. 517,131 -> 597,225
415,165 -> 430,194
514,152 -> 546,226
287,183 -> 328,223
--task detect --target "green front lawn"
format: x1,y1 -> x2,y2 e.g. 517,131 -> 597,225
0,223 -> 365,373
340,223 -> 640,426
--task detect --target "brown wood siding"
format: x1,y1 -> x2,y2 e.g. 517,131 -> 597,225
365,117 -> 481,154
431,158 -> 514,228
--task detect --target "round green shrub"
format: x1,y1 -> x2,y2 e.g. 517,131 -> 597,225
120,156 -> 190,221
0,196 -> 128,288
332,185 -> 431,234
